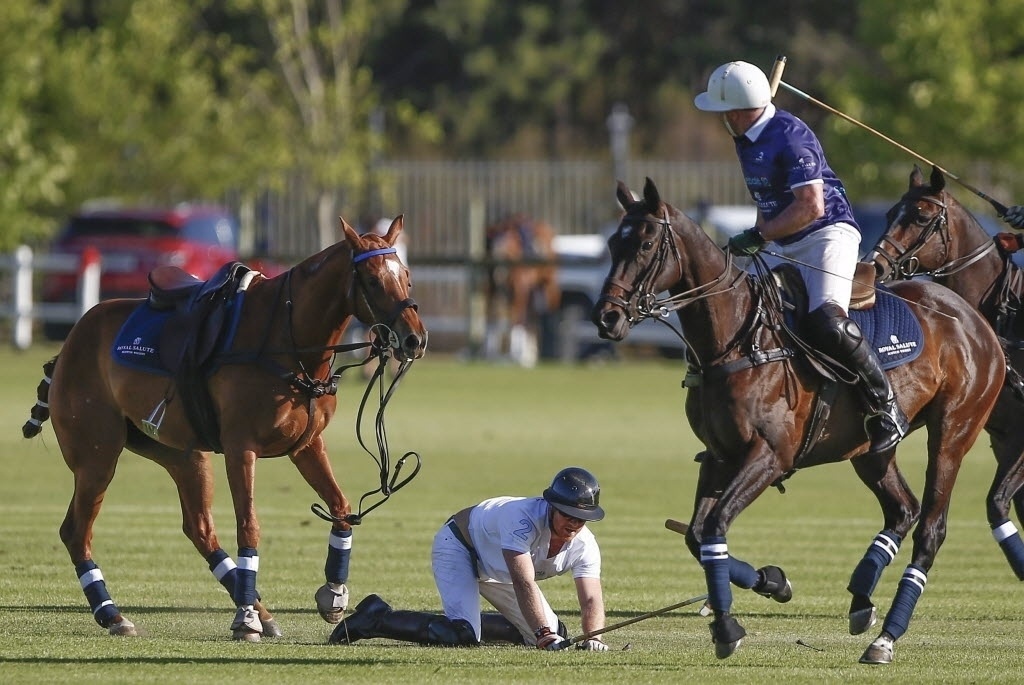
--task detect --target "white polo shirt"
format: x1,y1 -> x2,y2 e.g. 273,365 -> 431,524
467,496 -> 601,583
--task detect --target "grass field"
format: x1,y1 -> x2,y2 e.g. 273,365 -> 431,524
1,343 -> 1023,683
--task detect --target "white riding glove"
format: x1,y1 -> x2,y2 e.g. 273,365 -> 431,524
1004,205 -> 1024,230
576,638 -> 609,651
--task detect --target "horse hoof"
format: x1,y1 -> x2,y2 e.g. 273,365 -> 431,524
108,618 -> 138,637
231,606 -> 263,642
261,618 -> 283,638
709,614 -> 746,660
315,583 -> 350,623
859,635 -> 894,665
849,606 -> 877,635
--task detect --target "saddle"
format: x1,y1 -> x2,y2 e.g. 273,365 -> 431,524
147,262 -> 256,452
148,263 -> 253,373
772,261 -> 878,319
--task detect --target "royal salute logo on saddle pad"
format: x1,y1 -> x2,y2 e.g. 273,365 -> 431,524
849,284 -> 923,370
111,295 -> 246,375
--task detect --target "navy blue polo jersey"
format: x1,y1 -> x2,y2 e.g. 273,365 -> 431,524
734,107 -> 860,245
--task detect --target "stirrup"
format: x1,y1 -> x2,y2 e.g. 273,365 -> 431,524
865,401 -> 909,454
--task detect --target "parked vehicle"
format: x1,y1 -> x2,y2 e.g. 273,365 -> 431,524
41,204 -> 285,340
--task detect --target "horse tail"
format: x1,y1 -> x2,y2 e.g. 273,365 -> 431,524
22,356 -> 57,439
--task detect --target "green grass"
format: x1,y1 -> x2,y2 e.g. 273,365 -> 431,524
1,344 -> 1022,683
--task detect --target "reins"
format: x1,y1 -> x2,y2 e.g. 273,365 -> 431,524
311,347 -> 422,526
225,243 -> 423,524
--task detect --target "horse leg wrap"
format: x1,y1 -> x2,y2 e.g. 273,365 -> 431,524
700,537 -> 733,612
848,531 -> 901,597
728,556 -> 759,589
234,547 -> 259,607
992,520 -> 1024,580
76,560 -> 122,628
325,528 -> 353,584
880,564 -> 927,641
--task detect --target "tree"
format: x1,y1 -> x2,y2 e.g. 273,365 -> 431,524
823,0 -> 1024,203
0,2 -> 74,249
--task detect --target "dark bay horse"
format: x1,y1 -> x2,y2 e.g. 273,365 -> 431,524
871,165 -> 1024,580
22,216 -> 427,641
592,178 -> 1004,664
484,213 -> 561,366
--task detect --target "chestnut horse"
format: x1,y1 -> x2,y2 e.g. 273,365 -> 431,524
484,213 -> 561,366
22,216 -> 427,641
592,179 -> 1003,664
871,165 -> 1024,580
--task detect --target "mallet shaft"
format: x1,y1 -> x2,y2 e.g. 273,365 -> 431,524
776,79 -> 1008,215
562,593 -> 710,648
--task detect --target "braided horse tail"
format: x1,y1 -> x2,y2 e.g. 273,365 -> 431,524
23,356 -> 57,438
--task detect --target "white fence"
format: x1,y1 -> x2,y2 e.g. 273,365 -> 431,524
0,246 -> 103,350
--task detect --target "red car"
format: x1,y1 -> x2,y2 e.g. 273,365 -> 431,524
42,204 -> 280,340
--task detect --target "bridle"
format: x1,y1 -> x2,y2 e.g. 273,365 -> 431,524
598,207 -> 745,326
873,193 -> 996,279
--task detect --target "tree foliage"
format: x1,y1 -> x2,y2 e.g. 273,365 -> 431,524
3,0 -> 1023,248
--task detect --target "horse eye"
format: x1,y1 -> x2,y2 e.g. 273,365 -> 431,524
642,241 -> 654,250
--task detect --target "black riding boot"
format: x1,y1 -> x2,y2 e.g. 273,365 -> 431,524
328,594 -> 478,646
480,613 -> 527,645
805,303 -> 910,454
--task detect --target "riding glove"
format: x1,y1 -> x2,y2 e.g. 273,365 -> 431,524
727,228 -> 766,256
576,638 -> 609,651
1004,205 -> 1024,230
535,626 -> 568,650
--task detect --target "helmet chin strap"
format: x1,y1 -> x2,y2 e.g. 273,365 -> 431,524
722,113 -> 739,137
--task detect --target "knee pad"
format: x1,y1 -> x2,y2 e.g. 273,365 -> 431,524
805,302 -> 863,354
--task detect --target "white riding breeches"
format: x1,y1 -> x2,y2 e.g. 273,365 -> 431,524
759,221 -> 861,312
431,524 -> 558,644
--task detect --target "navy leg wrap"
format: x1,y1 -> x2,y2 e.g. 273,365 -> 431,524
207,549 -> 238,594
992,519 -> 1024,580
234,547 -> 259,607
75,560 -> 120,628
881,564 -> 927,640
729,556 -> 760,589
325,529 -> 353,584
848,530 -> 901,596
701,537 -> 733,612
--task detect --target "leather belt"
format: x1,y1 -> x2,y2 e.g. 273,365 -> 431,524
446,506 -> 480,576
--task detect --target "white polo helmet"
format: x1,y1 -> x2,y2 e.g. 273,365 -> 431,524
694,61 -> 771,112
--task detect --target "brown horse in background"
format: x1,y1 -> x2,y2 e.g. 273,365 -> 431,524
592,178 -> 1003,664
22,216 -> 426,641
871,165 -> 1024,580
484,212 -> 561,366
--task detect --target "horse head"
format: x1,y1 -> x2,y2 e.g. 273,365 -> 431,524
870,165 -> 992,282
592,177 -> 731,343
341,216 -> 428,361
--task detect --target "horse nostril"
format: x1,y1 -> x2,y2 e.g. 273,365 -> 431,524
599,309 -> 621,330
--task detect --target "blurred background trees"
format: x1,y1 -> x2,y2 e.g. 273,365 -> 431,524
1,0 -> 1022,249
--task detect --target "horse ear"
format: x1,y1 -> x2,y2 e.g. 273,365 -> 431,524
339,216 -> 360,245
616,180 -> 633,210
910,165 -> 925,188
930,165 -> 945,192
383,215 -> 405,246
643,177 -> 661,211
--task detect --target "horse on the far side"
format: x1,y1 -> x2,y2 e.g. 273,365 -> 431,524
484,213 -> 561,366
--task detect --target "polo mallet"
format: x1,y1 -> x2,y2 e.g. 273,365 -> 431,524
558,591 -> 710,649
665,519 -> 713,616
770,55 -> 1008,215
